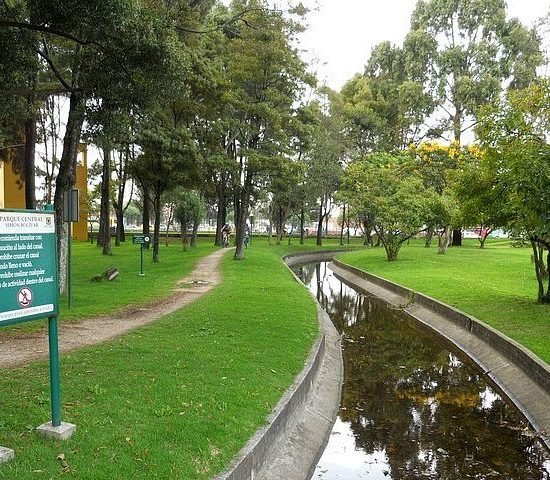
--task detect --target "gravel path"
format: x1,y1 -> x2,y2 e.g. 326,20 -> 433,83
0,248 -> 228,368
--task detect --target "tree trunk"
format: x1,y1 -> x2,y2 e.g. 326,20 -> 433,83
438,225 -> 451,254
54,92 -> 85,293
384,243 -> 399,262
164,219 -> 170,247
115,209 -> 124,247
267,203 -> 273,246
115,166 -> 126,246
538,244 -> 548,279
316,203 -> 323,246
479,234 -> 487,249
531,240 -> 550,303
275,205 -> 285,245
98,148 -> 112,255
57,222 -> 69,294
234,175 -> 251,260
425,227 -> 434,247
24,113 -> 36,210
362,216 -> 373,246
142,185 -> 151,249
152,187 -> 161,262
119,223 -> 126,243
191,219 -> 199,247
215,182 -> 226,246
339,204 -> 345,246
181,219 -> 189,252
299,207 -> 305,245
379,231 -> 400,262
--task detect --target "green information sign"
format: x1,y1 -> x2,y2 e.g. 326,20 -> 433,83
132,234 -> 150,244
0,210 -> 59,326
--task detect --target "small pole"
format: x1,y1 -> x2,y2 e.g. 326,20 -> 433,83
48,316 -> 62,427
140,243 -> 145,276
67,223 -> 72,309
65,190 -> 73,309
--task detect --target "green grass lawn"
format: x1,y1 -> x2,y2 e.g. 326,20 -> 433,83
1,235 -> 547,479
0,238 -> 320,479
337,238 -> 550,363
1,238 -> 218,337
61,238 -> 219,320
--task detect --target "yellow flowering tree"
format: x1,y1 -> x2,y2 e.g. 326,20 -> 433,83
407,141 -> 461,253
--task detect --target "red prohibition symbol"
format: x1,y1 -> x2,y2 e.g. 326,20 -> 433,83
17,287 -> 33,308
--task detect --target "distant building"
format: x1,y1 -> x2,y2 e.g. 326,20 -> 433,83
0,144 -> 89,241
0,145 -> 26,209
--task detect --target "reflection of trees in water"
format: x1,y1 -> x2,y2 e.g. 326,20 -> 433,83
341,304 -> 546,479
299,262 -> 549,480
294,263 -> 316,287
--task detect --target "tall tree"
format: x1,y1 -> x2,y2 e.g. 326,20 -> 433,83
133,114 -> 200,262
174,190 -> 205,251
341,153 -> 436,261
407,141 -> 462,253
410,0 -> 542,247
1,0 -> 195,286
411,0 -> 543,144
341,37 -> 434,153
307,90 -> 345,246
476,80 -> 550,302
97,147 -> 112,255
221,0 -> 314,259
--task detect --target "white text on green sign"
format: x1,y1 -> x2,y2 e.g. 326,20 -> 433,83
0,211 -> 59,325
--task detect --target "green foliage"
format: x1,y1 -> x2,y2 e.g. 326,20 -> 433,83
174,190 -> 205,249
410,0 -> 543,142
341,38 -> 434,152
341,153 -> 436,261
217,0 -> 315,258
306,91 -> 345,202
0,1 -> 39,124
475,80 -> 550,301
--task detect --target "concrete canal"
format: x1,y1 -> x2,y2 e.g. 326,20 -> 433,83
294,262 -> 550,480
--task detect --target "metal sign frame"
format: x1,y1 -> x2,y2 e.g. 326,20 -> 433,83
132,234 -> 150,276
0,208 -> 71,435
0,209 -> 59,326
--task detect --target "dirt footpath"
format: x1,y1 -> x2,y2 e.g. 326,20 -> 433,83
0,248 -> 228,368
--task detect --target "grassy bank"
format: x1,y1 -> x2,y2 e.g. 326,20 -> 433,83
337,239 -> 550,363
0,240 -> 319,479
1,238 -> 217,337
61,238 -> 218,320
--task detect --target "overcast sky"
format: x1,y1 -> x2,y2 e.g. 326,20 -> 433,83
297,0 -> 549,90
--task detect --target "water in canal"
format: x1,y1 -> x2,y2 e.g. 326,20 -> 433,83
294,262 -> 550,480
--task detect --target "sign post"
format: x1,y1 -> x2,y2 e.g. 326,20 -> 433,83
0,209 -> 75,453
132,234 -> 150,276
63,188 -> 79,308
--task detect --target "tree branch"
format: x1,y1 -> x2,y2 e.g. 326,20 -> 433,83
0,20 -> 103,48
38,37 -> 72,92
175,8 -> 266,35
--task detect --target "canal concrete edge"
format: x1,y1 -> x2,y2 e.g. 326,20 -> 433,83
330,258 -> 550,450
213,251 -> 344,480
